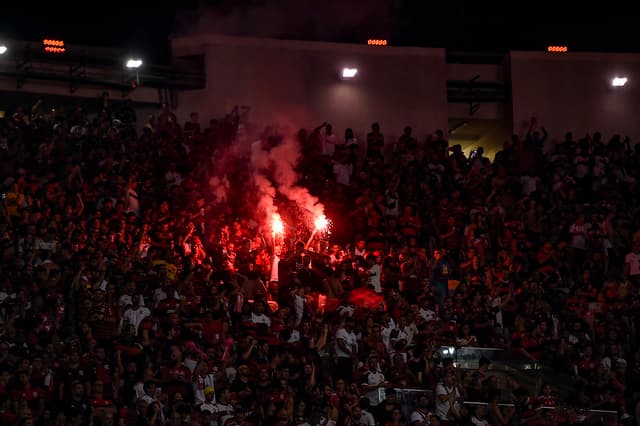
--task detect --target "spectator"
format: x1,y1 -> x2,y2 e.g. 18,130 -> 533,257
1,96 -> 639,425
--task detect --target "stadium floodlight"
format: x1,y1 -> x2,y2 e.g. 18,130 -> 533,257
126,58 -> 143,69
341,67 -> 358,79
0,45 -> 7,55
611,76 -> 628,87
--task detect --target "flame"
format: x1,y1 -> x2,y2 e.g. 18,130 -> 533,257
272,213 -> 284,235
314,215 -> 328,231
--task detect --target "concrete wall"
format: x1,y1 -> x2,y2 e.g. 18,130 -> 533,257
172,35 -> 448,141
510,51 -> 640,148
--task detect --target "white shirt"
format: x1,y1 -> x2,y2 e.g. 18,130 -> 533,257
362,369 -> 386,406
294,294 -> 305,326
471,416 -> 490,426
626,252 -> 640,276
435,382 -> 460,420
154,287 -> 181,307
410,409 -> 433,426
119,294 -> 145,310
333,163 -> 353,186
354,247 -> 367,258
490,296 -> 503,327
520,175 -> 538,196
337,305 -> 355,317
381,319 -> 397,351
315,416 -> 337,426
250,312 -> 271,327
193,373 -> 216,405
126,187 -> 139,216
212,401 -> 234,426
334,327 -> 357,358
386,190 -> 400,217
360,410 -> 376,426
200,401 -> 216,413
569,223 -> 588,250
121,306 -> 151,335
403,323 -> 418,347
322,133 -> 337,156
288,329 -> 300,343
367,264 -> 382,293
419,307 -> 437,322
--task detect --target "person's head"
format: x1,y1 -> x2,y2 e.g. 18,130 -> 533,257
433,249 -> 442,261
360,397 -> 371,411
169,345 -> 183,364
416,393 -> 429,409
391,407 -> 403,422
385,388 -> 397,402
238,364 -> 250,378
479,356 -> 491,371
351,405 -> 362,420
18,370 -> 30,386
143,380 -> 157,396
372,122 -> 380,132
72,380 -> 84,399
367,354 -> 378,370
344,317 -> 355,332
93,380 -> 104,395
132,293 -> 143,308
474,404 -> 487,419
345,128 -> 354,140
325,123 -> 333,135
0,366 -> 11,384
443,371 -> 455,386
277,408 -> 289,425
218,387 -> 230,403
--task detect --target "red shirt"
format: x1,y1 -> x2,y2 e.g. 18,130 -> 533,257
11,388 -> 45,402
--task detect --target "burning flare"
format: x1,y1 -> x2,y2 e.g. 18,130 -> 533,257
314,215 -> 328,232
272,213 -> 284,235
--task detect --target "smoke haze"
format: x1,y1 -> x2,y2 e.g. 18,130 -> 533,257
175,0 -> 392,43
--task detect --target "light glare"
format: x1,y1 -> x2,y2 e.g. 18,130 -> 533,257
342,68 -> 358,78
611,76 -> 628,87
126,59 -> 143,69
0,45 -> 7,55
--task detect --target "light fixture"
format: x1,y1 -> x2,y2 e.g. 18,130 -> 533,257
126,58 -> 143,69
341,67 -> 358,79
547,45 -> 568,52
43,39 -> 66,54
611,76 -> 628,87
0,45 -> 7,55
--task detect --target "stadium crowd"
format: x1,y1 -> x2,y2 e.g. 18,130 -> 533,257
1,94 -> 640,426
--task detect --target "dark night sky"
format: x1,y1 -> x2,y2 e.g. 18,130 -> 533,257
0,1 -> 636,64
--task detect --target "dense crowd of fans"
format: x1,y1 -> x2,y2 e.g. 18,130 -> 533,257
1,93 -> 640,426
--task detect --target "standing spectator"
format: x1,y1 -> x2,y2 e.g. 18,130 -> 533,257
435,372 -> 462,424
120,294 -> 150,336
625,241 -> 640,284
334,318 -> 358,383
